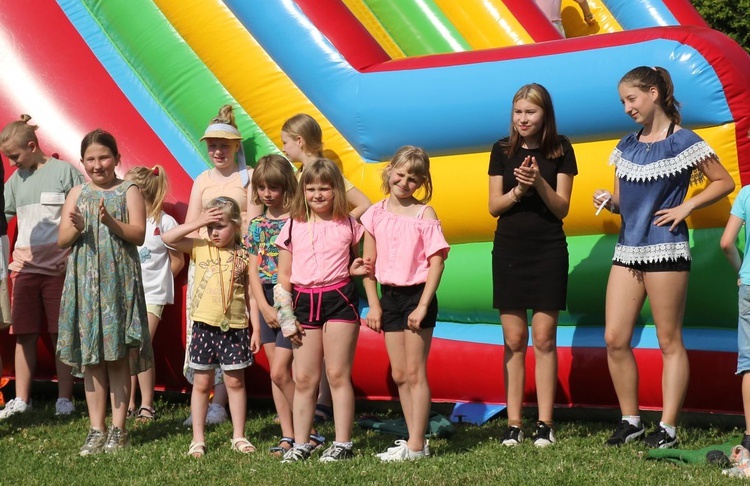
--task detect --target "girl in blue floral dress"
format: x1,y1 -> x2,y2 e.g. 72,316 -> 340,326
57,129 -> 152,456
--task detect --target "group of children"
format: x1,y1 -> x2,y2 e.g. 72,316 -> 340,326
1,63 -> 749,461
0,108 -> 448,463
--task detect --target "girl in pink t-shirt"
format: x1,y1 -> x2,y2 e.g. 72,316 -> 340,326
275,158 -> 364,463
357,146 -> 449,461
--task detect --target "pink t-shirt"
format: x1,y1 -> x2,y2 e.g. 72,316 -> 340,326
360,199 -> 449,286
276,216 -> 364,288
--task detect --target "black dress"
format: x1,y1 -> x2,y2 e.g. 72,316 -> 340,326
488,137 -> 578,310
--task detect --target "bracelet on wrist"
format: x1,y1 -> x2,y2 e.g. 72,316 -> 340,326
508,188 -> 521,203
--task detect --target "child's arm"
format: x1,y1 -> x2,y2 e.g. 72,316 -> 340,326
162,207 -> 224,254
277,248 -> 304,345
58,185 -> 84,249
358,231 -> 381,332
248,253 -> 279,328
346,187 -> 371,221
246,263 -> 261,354
407,206 -> 446,331
720,214 -> 744,278
99,185 -> 146,246
168,249 -> 185,276
488,175 -> 520,218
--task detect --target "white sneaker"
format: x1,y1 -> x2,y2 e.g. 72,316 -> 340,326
206,403 -> 228,424
55,398 -> 75,416
377,440 -> 426,462
376,440 -> 408,459
0,398 -> 31,420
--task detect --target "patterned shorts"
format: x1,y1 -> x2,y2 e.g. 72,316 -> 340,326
188,321 -> 252,371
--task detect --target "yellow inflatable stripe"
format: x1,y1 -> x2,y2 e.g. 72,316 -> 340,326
562,0 -> 622,38
340,0 -> 405,59
153,0 -> 360,168
355,125 -> 740,244
433,0 -> 534,48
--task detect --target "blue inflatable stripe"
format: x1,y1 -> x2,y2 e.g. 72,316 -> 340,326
57,0 -> 208,179
430,321 -> 737,353
225,0 -> 729,161
604,0 -> 679,29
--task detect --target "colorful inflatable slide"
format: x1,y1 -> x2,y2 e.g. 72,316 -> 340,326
1,0 -> 749,415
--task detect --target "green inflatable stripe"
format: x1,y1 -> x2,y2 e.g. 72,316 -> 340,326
362,0 -> 470,56
438,228 -> 739,329
81,0 -> 279,166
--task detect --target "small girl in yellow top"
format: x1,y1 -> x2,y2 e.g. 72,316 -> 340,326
163,197 -> 260,458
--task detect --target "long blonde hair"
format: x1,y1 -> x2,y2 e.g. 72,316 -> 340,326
281,114 -> 323,157
125,165 -> 169,224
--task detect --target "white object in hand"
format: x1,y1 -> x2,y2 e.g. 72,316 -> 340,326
595,192 -> 611,216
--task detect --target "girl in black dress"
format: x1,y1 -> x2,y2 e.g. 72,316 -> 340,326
488,83 -> 577,447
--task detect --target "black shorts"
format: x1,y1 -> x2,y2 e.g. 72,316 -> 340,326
258,283 -> 292,350
293,279 -> 359,328
188,321 -> 252,371
613,257 -> 691,272
380,283 -> 438,332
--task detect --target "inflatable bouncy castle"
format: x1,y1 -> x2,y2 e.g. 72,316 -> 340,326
1,0 -> 749,416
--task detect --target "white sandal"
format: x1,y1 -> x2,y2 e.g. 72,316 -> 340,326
231,437 -> 256,454
188,441 -> 206,458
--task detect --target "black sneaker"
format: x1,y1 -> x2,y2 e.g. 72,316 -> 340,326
605,420 -> 645,446
501,426 -> 524,446
742,434 -> 750,451
319,443 -> 353,462
643,426 -> 678,449
532,421 -> 556,448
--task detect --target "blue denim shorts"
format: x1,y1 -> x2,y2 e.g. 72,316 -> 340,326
737,284 -> 750,375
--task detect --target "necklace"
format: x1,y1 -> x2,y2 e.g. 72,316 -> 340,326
643,126 -> 669,152
209,243 -> 237,327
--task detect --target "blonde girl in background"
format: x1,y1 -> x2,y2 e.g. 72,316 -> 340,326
124,165 -> 185,422
281,113 -> 370,423
57,129 -> 152,455
358,146 -> 449,461
163,196 -> 260,458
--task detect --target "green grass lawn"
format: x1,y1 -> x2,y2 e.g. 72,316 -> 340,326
0,394 -> 742,485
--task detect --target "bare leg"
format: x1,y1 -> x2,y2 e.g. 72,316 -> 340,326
401,328 -> 433,452
501,310 -> 529,426
316,363 -> 333,417
84,362 -> 108,430
268,343 -> 295,440
13,333 -> 38,403
107,357 -> 131,430
291,329 -> 323,445
604,266 -> 647,416
50,333 -> 73,401
530,311 -> 559,424
322,321 -> 359,443
644,271 -> 689,426
191,370 -> 213,445
224,369 -> 247,440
